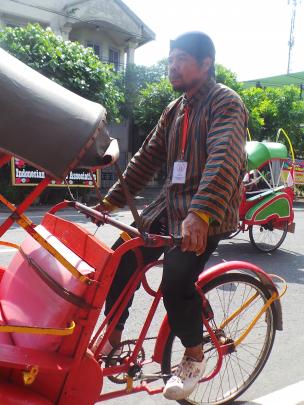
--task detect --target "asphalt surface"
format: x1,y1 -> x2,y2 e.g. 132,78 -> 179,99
0,195 -> 303,405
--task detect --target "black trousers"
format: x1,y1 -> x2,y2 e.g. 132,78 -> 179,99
105,215 -> 221,348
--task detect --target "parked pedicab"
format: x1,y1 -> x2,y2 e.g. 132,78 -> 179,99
0,48 -> 286,405
229,137 -> 295,252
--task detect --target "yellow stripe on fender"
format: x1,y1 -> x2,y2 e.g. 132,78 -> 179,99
0,321 -> 75,336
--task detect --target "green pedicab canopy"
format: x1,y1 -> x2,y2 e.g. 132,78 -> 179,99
246,141 -> 288,171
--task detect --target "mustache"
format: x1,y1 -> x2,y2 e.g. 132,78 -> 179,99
169,73 -> 182,81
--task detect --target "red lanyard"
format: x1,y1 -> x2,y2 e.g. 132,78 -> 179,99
181,104 -> 189,160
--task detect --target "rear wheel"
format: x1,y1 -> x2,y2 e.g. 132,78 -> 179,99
249,220 -> 288,252
161,273 -> 276,405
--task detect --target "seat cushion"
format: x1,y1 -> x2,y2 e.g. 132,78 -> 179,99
0,225 -> 95,351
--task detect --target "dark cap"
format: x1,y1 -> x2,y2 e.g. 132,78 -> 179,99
170,31 -> 215,63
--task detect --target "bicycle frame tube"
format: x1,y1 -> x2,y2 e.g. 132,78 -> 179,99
0,178 -> 50,237
35,204 -> 284,401
0,153 -> 11,168
96,260 -> 237,398
99,382 -> 163,401
154,260 -> 284,385
95,260 -> 166,400
196,261 -> 283,330
220,292 -> 260,329
92,259 -> 163,359
229,291 -> 279,347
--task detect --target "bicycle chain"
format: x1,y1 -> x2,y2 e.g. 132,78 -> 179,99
103,337 -> 156,384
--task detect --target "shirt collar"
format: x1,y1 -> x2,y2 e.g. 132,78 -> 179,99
182,77 -> 216,109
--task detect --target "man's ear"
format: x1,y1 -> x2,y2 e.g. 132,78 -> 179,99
202,57 -> 213,73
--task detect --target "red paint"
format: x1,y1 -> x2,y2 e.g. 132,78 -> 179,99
0,184 -> 283,403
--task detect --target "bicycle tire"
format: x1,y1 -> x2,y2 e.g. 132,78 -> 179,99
249,220 -> 288,252
224,221 -> 242,239
161,273 -> 277,405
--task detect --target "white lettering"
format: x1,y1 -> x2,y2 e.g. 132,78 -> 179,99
16,168 -> 45,179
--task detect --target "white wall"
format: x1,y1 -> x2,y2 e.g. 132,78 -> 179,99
69,26 -> 123,65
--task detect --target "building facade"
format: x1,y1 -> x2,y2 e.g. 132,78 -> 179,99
0,0 -> 155,188
0,0 -> 155,69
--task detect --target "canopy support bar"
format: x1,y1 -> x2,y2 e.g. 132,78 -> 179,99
0,177 -> 50,237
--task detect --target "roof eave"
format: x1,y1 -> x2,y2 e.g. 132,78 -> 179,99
115,0 -> 155,42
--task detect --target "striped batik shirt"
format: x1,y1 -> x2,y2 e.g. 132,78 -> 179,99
105,77 -> 248,236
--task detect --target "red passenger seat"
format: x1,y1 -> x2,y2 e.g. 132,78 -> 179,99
0,213 -> 113,351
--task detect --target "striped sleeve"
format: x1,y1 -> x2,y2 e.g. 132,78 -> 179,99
104,109 -> 168,207
189,90 -> 248,225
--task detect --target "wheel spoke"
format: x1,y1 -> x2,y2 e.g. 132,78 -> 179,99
249,221 -> 288,252
161,273 -> 276,405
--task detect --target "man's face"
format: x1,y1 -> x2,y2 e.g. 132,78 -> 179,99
168,48 -> 212,92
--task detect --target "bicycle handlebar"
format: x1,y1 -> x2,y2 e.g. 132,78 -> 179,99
49,201 -> 182,248
75,201 -> 142,238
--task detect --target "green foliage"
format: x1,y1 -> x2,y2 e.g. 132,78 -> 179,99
134,78 -> 178,132
123,59 -> 168,117
215,64 -> 243,93
133,63 -> 245,132
0,24 -> 124,121
127,59 -> 168,90
241,86 -> 304,156
1,24 -> 303,156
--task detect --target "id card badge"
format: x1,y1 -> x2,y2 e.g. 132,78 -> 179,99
172,160 -> 188,184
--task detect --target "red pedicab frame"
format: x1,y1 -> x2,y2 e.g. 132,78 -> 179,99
0,48 -> 286,405
229,135 -> 295,252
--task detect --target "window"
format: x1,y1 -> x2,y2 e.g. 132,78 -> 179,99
109,48 -> 120,71
87,41 -> 102,59
6,23 -> 19,28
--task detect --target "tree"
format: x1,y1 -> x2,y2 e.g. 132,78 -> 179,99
133,63 -> 245,133
239,87 -> 266,138
216,64 -> 243,93
0,23 -> 126,203
0,24 -> 124,122
241,85 -> 304,156
123,59 -> 168,118
134,78 -> 178,132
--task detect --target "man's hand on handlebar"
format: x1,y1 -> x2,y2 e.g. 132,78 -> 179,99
93,198 -> 117,214
181,212 -> 209,256
87,199 -> 115,225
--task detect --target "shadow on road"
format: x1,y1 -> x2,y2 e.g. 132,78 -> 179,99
208,238 -> 304,285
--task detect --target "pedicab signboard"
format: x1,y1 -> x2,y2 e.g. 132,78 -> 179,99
282,159 -> 304,185
11,158 -> 100,187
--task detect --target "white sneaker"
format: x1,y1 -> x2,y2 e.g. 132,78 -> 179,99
163,356 -> 206,400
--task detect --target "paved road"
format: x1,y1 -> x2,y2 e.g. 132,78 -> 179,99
0,203 -> 303,404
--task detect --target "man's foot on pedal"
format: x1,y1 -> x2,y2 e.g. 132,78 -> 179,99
91,338 -> 121,358
163,356 -> 206,400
